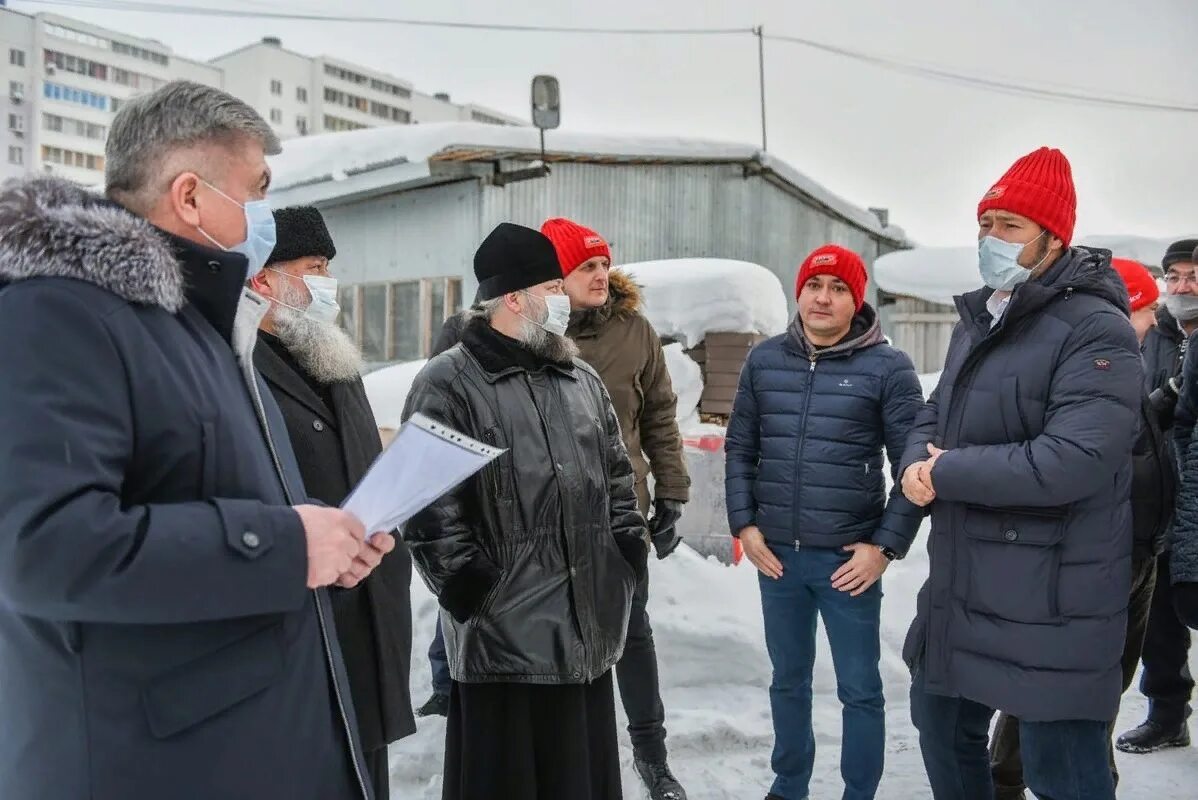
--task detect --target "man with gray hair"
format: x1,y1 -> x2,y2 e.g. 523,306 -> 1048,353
0,81 -> 389,799
404,222 -> 646,798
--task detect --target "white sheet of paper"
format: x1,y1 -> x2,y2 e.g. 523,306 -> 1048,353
342,413 -> 504,537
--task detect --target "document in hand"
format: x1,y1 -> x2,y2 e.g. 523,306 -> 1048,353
342,413 -> 504,537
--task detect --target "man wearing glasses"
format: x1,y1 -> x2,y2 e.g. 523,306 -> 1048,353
1117,239 -> 1198,756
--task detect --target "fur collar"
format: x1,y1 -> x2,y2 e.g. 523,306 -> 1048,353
0,177 -> 185,311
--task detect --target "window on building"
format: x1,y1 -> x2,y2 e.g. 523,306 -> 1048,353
43,82 -> 109,112
10,49 -> 25,68
296,86 -> 308,103
270,79 -> 282,96
296,115 -> 308,136
9,81 -> 24,98
340,277 -> 465,363
270,108 -> 282,124
41,145 -> 104,172
360,284 -> 389,363
390,282 -> 422,361
7,146 -> 22,166
8,114 -> 23,132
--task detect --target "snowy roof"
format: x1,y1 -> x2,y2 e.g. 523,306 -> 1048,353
619,258 -> 790,350
875,234 -> 1198,306
268,123 -> 905,242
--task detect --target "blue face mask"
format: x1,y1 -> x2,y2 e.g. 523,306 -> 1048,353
196,180 -> 277,279
977,232 -> 1048,291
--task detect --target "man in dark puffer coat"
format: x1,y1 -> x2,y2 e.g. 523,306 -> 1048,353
726,244 -> 924,800
899,147 -> 1142,800
988,257 -> 1177,799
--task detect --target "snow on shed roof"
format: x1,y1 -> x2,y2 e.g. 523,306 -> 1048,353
619,258 -> 790,350
875,234 -> 1198,306
268,122 -> 905,242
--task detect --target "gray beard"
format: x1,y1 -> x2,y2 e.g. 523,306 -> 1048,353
468,306 -> 580,363
272,304 -> 364,384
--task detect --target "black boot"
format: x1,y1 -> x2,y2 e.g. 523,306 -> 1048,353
634,757 -> 687,800
1115,719 -> 1191,754
415,692 -> 449,718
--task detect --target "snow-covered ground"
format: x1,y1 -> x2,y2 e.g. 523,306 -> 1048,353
386,372 -> 1197,799
389,540 -> 1197,799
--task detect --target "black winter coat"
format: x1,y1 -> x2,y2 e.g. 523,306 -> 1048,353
255,337 -> 417,751
1168,331 -> 1198,585
900,247 -> 1142,723
0,178 -> 371,799
403,317 -> 646,684
724,305 -> 925,555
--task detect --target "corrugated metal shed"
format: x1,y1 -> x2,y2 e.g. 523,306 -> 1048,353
268,124 -> 909,362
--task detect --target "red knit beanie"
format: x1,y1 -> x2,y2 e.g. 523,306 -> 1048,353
796,244 -> 867,312
1111,258 -> 1160,313
540,218 -> 612,277
977,147 -> 1077,246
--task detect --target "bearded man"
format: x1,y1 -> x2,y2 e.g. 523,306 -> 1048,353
403,222 -> 646,800
249,206 -> 416,800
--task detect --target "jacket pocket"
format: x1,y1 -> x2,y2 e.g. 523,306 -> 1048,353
963,504 -> 1066,625
200,421 -> 218,496
141,622 -> 285,739
480,428 -> 508,501
997,376 -> 1031,442
469,568 -> 507,626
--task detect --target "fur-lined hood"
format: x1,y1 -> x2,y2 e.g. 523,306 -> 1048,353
0,177 -> 185,312
567,269 -> 643,335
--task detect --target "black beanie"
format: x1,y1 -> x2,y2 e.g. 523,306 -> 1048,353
266,206 -> 337,266
1162,239 -> 1198,270
473,223 -> 562,301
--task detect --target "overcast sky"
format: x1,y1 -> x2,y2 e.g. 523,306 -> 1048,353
14,0 -> 1197,247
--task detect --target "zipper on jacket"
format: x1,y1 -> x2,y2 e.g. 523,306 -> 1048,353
789,356 -> 818,552
243,364 -> 371,800
522,373 -> 593,682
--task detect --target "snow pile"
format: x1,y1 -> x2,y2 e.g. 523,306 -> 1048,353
664,343 -> 703,424
876,235 -> 1198,306
387,371 -> 1197,798
363,360 -> 428,429
621,260 -> 789,350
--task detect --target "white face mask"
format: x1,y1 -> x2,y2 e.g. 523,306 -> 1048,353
977,231 -> 1049,291
520,291 -> 572,337
267,268 -> 341,324
195,180 -> 277,279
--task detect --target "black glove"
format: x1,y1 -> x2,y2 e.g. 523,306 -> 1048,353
648,499 -> 685,560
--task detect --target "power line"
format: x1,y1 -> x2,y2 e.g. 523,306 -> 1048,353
11,0 -> 753,35
764,33 -> 1198,114
11,0 -> 1198,113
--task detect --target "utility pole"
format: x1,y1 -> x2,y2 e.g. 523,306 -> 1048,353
755,25 -> 767,152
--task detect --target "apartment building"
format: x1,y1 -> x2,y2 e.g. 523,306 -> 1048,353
213,37 -> 523,140
0,8 -> 223,184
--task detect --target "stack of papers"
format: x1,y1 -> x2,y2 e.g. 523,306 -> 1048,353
342,413 -> 504,537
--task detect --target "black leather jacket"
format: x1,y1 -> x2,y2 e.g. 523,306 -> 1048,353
403,317 -> 646,684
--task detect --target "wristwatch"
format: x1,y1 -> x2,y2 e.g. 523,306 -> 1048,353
879,546 -> 899,562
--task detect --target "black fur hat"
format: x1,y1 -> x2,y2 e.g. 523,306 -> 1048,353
266,206 -> 336,266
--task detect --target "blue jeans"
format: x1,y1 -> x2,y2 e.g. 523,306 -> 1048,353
759,545 -> 884,800
429,617 -> 451,698
910,664 -> 1115,800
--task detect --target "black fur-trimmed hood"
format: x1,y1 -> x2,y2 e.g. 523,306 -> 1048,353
0,177 -> 185,312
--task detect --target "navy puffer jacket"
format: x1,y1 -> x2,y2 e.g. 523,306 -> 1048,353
900,247 -> 1142,723
725,304 -> 925,555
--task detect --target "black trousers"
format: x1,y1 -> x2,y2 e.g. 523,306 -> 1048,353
990,551 -> 1157,798
1140,552 -> 1194,728
442,671 -> 622,800
615,571 -> 669,762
